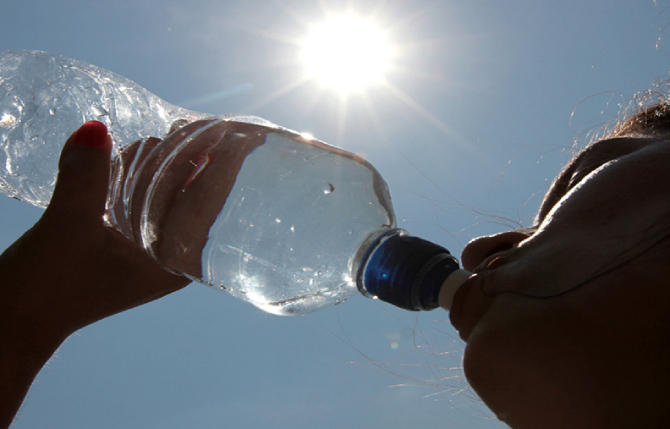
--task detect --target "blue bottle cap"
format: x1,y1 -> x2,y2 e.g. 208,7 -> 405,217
357,229 -> 460,311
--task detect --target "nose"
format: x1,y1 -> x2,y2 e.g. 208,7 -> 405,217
460,228 -> 533,272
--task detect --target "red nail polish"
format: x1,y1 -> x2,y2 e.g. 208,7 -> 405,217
72,121 -> 109,148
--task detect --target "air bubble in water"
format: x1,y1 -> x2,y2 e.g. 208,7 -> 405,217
323,183 -> 335,194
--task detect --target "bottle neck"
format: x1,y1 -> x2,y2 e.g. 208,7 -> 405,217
356,229 -> 461,311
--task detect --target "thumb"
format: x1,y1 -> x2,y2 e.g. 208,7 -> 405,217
46,121 -> 113,222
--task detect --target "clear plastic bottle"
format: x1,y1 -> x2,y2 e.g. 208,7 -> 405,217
0,50 -> 468,315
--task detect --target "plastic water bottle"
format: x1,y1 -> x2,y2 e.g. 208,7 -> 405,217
0,50 -> 469,315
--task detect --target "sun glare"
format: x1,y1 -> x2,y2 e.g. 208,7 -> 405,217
300,15 -> 394,94
240,8 -> 454,144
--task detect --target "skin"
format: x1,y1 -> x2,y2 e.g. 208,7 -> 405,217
451,134 -> 670,428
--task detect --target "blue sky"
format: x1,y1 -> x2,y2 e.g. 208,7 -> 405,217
2,1 -> 669,428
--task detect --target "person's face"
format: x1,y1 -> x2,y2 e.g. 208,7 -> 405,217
450,135 -> 670,429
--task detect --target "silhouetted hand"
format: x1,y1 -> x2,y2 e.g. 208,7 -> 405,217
0,121 -> 190,429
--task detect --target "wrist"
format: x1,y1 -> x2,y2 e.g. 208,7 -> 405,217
0,229 -> 76,356
0,295 -> 67,429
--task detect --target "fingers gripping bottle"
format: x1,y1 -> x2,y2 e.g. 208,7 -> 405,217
0,50 -> 469,315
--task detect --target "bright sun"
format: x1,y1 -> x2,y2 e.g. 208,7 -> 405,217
300,15 -> 394,94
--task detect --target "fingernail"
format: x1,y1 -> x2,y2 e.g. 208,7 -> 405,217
72,121 -> 109,148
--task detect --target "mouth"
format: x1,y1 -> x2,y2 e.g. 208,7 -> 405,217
449,272 -> 495,341
449,273 -> 477,338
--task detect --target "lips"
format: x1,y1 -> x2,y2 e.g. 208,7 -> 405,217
449,273 -> 478,337
449,272 -> 496,342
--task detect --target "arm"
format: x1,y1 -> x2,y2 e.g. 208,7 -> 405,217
0,122 -> 191,428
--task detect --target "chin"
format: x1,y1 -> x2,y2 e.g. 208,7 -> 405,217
461,297 -> 607,429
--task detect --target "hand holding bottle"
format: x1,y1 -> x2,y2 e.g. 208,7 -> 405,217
0,121 -> 190,340
0,121 -> 192,428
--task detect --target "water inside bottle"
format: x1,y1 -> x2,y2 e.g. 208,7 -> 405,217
106,119 -> 395,315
